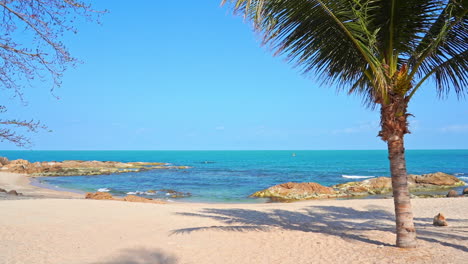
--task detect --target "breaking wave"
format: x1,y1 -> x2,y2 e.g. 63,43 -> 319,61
342,175 -> 375,179
126,191 -> 158,196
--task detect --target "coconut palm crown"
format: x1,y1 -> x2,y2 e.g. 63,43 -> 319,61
222,0 -> 467,248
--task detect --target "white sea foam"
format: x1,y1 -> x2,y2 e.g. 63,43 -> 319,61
459,176 -> 468,181
97,188 -> 111,192
342,175 -> 375,179
126,191 -> 158,195
454,173 -> 465,176
127,191 -> 144,195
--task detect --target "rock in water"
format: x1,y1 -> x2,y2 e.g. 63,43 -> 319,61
1,158 -> 190,176
334,172 -> 466,197
251,182 -> 338,201
409,172 -> 465,187
159,189 -> 192,198
85,192 -> 114,200
433,213 -> 448,226
333,177 -> 393,195
463,187 -> 468,195
447,190 -> 459,197
0,188 -> 6,193
7,190 -> 19,195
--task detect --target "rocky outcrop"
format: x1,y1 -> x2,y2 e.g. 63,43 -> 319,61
252,172 -> 466,202
0,188 -> 22,195
333,177 -> 392,196
463,188 -> 468,195
408,172 -> 465,189
85,192 -> 114,200
123,195 -> 166,204
6,190 -> 22,196
447,190 -> 459,197
333,172 -> 466,197
433,213 -> 448,226
85,192 -> 166,204
251,182 -> 343,201
0,159 -> 191,176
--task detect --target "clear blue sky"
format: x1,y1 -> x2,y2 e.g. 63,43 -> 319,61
1,1 -> 467,150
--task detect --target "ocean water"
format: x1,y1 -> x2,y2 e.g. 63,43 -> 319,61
1,150 -> 467,203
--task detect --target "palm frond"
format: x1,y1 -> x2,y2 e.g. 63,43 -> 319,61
409,0 -> 468,97
222,0 -> 387,101
222,0 -> 468,102
410,50 -> 468,99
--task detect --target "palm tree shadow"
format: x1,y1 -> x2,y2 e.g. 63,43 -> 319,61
171,205 -> 468,252
172,205 -> 395,246
96,247 -> 178,264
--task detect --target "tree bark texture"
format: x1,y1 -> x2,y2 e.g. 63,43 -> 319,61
379,94 -> 417,248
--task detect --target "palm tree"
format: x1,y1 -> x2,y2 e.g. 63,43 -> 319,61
222,0 -> 467,248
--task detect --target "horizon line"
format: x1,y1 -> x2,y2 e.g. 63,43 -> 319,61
1,149 -> 468,151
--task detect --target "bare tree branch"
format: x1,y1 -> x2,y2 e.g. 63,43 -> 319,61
0,0 -> 105,147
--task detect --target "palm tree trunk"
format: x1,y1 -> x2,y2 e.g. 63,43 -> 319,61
387,135 -> 417,248
379,95 -> 417,248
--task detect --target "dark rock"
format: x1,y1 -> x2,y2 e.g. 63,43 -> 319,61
0,188 -> 6,193
7,190 -> 18,196
433,213 -> 448,226
0,157 -> 9,166
463,187 -> 468,195
446,190 -> 459,197
159,189 -> 191,198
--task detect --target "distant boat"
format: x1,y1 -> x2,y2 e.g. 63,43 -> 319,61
292,153 -> 296,157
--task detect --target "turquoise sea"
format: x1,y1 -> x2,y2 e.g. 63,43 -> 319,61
1,150 -> 467,203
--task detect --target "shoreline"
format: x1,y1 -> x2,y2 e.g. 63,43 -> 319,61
0,172 -> 82,199
29,177 -> 86,195
1,172 -> 467,263
1,171 -> 466,204
1,157 -> 466,203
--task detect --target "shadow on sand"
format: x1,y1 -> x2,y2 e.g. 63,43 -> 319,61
96,247 -> 178,264
171,205 -> 468,252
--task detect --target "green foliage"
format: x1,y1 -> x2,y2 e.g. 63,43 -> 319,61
222,0 -> 468,105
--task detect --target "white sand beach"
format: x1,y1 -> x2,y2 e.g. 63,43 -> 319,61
0,172 -> 82,199
0,172 -> 467,264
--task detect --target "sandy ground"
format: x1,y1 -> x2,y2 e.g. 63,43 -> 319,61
0,172 -> 82,199
0,172 -> 467,264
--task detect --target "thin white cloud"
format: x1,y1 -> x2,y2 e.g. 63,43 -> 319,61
135,128 -> 150,135
409,119 -> 420,131
440,124 -> 468,133
332,121 -> 379,134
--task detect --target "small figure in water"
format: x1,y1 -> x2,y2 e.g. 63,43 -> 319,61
292,153 -> 296,157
